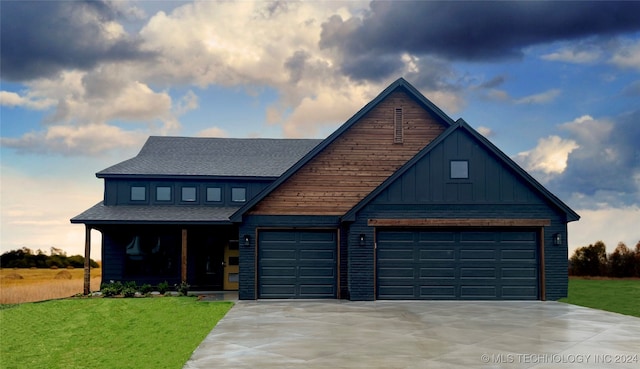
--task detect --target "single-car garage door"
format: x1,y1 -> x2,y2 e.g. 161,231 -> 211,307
377,229 -> 538,300
259,229 -> 337,299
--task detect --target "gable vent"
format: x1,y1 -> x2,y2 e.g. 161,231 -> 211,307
394,107 -> 403,143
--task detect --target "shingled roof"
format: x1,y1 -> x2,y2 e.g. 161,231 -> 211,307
71,202 -> 240,224
97,136 -> 323,178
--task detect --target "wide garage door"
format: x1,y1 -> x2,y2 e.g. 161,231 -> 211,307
377,229 -> 538,300
259,230 -> 337,299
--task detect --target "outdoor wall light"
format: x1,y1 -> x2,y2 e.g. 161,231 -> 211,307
243,234 -> 250,247
553,233 -> 562,246
359,233 -> 366,246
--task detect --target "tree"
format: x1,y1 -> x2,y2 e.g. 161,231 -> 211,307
607,242 -> 636,278
570,241 -> 607,276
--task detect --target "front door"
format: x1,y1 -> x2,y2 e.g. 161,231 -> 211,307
223,240 -> 240,290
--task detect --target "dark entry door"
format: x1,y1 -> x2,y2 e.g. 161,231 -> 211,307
258,229 -> 337,298
377,229 -> 538,300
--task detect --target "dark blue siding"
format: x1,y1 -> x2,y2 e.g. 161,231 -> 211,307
104,178 -> 271,206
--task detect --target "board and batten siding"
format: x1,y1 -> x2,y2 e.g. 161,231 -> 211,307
250,90 -> 447,215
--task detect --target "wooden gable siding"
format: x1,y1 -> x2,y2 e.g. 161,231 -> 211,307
250,90 -> 447,215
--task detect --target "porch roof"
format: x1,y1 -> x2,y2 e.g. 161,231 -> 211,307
70,202 -> 239,225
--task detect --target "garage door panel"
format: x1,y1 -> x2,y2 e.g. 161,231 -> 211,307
258,230 -> 337,299
420,267 -> 455,278
420,249 -> 454,260
460,249 -> 496,260
377,229 -> 538,300
418,231 -> 455,242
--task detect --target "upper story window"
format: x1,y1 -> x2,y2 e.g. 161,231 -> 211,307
231,187 -> 246,202
130,186 -> 146,201
450,160 -> 469,179
156,186 -> 172,201
181,187 -> 197,202
206,187 -> 222,202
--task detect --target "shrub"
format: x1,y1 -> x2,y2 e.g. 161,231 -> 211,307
139,284 -> 153,294
101,281 -> 124,297
176,281 -> 190,296
157,281 -> 169,294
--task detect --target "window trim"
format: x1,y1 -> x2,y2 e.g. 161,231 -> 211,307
155,186 -> 172,202
130,186 -> 147,202
450,160 -> 469,179
206,186 -> 222,203
181,186 -> 198,202
231,187 -> 247,203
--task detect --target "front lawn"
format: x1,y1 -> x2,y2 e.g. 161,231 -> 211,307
0,298 -> 232,369
560,277 -> 640,317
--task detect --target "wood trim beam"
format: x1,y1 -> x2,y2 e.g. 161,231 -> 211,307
181,229 -> 188,283
83,225 -> 92,295
368,218 -> 551,227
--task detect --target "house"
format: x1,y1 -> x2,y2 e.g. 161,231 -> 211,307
72,78 -> 579,300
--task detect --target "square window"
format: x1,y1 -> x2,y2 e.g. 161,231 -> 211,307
450,160 -> 469,179
131,186 -> 146,201
156,186 -> 171,201
181,187 -> 197,202
206,187 -> 222,202
231,187 -> 246,202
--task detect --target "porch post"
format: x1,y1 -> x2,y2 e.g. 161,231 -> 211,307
181,229 -> 188,282
83,225 -> 92,295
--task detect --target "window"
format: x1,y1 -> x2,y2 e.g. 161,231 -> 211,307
206,187 -> 222,202
156,186 -> 171,201
131,186 -> 146,201
450,160 -> 469,179
231,187 -> 246,202
181,187 -> 197,202
394,107 -> 403,143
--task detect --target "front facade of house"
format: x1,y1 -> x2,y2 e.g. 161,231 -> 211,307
72,78 -> 579,300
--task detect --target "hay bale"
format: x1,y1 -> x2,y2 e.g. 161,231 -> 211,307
4,273 -> 24,280
54,270 -> 73,280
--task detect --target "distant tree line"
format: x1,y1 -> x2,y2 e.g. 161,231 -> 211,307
569,241 -> 640,278
0,247 -> 99,269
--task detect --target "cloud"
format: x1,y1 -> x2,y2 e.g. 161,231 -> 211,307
1,123 -> 147,156
568,206 -> 640,254
515,89 -> 561,105
0,91 -> 56,110
541,47 -> 601,64
476,126 -> 494,137
196,127 -> 228,138
515,136 -> 579,176
319,1 -> 640,80
0,0 -> 152,81
609,38 -> 640,70
544,113 -> 640,208
482,88 -> 561,105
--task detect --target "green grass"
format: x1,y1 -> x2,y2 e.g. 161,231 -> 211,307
560,278 -> 640,317
0,298 -> 232,369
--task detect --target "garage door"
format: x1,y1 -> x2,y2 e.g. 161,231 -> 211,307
259,230 -> 337,298
377,229 -> 538,300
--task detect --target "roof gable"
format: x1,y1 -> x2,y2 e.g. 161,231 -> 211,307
343,119 -> 580,222
232,78 -> 453,221
97,136 -> 322,178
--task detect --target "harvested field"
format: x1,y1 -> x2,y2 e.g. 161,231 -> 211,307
0,267 -> 101,304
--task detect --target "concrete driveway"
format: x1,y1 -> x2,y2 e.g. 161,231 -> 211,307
183,301 -> 640,369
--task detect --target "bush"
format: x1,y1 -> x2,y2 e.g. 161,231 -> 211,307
101,281 -> 124,297
139,284 -> 153,294
157,281 -> 169,294
176,281 -> 190,296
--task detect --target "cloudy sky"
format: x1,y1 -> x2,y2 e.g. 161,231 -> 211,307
1,0 -> 639,258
